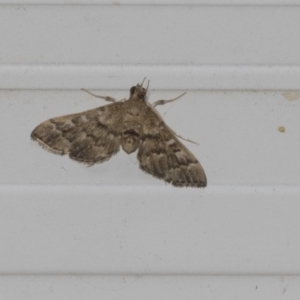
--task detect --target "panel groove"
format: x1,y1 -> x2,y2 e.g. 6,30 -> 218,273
1,64 -> 300,90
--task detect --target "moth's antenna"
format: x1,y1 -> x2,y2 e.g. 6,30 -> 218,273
141,77 -> 146,87
146,80 -> 150,94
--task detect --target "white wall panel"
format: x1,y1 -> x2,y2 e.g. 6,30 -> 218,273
1,5 -> 300,89
1,5 -> 298,65
1,90 -> 299,186
1,0 -> 300,5
1,185 -> 300,274
1,276 -> 300,300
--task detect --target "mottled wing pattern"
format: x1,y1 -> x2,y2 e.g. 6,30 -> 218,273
138,107 -> 207,187
31,102 -> 124,166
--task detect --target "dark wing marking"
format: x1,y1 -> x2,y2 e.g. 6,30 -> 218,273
137,107 -> 207,187
31,102 -> 124,166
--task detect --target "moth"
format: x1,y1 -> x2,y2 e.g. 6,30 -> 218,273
31,79 -> 207,187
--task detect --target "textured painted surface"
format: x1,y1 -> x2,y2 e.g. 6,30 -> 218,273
1,1 -> 300,298
1,276 -> 300,300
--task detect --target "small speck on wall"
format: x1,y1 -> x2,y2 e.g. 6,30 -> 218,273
278,126 -> 286,133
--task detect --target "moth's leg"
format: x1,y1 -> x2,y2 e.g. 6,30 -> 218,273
152,92 -> 186,108
81,89 -> 117,103
174,131 -> 199,145
168,127 -> 199,145
152,92 -> 197,144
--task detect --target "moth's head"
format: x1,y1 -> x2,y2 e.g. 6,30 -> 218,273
130,78 -> 149,100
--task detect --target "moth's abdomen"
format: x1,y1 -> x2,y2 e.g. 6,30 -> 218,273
121,123 -> 141,154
